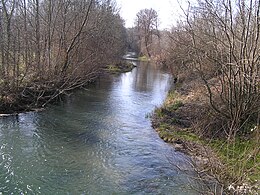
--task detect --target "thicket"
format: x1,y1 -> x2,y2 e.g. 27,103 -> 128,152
0,0 -> 127,113
159,0 -> 259,192
165,0 -> 259,141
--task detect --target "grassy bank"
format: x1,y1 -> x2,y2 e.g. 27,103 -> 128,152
138,55 -> 149,62
105,61 -> 136,74
152,89 -> 259,194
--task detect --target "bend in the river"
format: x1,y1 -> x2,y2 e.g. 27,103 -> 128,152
0,58 -> 202,194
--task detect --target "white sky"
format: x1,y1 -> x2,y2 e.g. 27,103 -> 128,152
115,0 -> 184,30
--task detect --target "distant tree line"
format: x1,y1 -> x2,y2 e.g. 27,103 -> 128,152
126,8 -> 160,57
0,0 -> 127,113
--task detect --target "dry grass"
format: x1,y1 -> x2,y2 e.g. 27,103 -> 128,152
152,75 -> 260,194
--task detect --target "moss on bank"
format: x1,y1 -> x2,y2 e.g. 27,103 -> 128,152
152,90 -> 260,194
138,55 -> 149,62
105,61 -> 136,74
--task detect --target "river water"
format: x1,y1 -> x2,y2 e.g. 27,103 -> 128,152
0,61 -> 200,194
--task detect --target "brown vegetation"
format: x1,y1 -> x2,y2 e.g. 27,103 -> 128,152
0,0 -> 127,113
152,0 -> 259,193
164,0 -> 260,141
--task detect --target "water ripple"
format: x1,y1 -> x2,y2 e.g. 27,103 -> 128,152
0,62 -> 200,194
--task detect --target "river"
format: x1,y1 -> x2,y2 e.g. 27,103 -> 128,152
0,61 -> 201,194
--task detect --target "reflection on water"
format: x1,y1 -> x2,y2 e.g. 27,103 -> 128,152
0,62 -> 200,194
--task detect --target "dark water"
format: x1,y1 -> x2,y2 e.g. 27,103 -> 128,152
0,62 -> 200,194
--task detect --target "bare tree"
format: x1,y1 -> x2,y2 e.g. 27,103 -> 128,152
0,0 -> 127,113
166,0 -> 260,140
0,0 -> 16,78
135,8 -> 159,57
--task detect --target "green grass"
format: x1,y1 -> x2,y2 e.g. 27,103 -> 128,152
153,77 -> 260,193
164,91 -> 184,111
156,120 -> 202,143
168,100 -> 184,111
157,90 -> 259,185
138,55 -> 149,62
164,129 -> 200,143
167,91 -> 179,99
154,92 -> 183,119
106,64 -> 120,72
154,107 -> 166,118
106,62 -> 135,73
209,137 -> 260,183
158,120 -> 259,183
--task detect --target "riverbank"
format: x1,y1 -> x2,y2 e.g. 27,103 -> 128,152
0,74 -> 98,115
104,61 -> 136,74
152,77 -> 259,194
0,60 -> 136,116
1,59 -> 193,194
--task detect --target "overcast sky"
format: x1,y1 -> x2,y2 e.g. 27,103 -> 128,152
115,0 -> 184,30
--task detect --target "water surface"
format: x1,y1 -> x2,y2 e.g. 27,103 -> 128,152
0,61 -> 199,194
